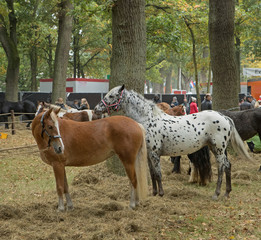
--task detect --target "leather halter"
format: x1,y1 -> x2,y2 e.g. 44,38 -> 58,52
101,89 -> 124,115
40,111 -> 62,147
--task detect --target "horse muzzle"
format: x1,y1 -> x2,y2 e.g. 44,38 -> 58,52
52,142 -> 64,154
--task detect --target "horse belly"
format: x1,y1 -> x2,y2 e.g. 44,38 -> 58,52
64,149 -> 114,167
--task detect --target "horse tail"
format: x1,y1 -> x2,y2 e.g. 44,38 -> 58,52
135,123 -> 149,200
188,146 -> 212,185
229,118 -> 252,161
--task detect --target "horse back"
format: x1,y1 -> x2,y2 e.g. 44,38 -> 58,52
59,116 -> 144,157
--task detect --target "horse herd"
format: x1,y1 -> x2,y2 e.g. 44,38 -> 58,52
3,85 -> 261,211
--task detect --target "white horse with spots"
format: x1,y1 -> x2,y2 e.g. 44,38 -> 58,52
94,85 -> 251,200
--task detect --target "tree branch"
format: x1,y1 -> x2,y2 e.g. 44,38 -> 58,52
145,4 -> 171,13
146,58 -> 165,71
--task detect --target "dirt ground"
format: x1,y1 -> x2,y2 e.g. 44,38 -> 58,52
0,125 -> 261,240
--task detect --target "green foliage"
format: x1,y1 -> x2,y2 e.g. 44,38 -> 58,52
0,0 -> 259,91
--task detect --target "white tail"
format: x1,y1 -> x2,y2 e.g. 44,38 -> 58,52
135,124 -> 149,200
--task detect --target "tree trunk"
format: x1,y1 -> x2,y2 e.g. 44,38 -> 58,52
235,35 -> 241,93
30,45 -> 38,91
52,0 -> 73,103
0,0 -> 20,101
108,0 -> 146,175
209,0 -> 239,110
185,20 -> 201,111
110,0 -> 146,94
165,67 -> 172,93
46,35 -> 53,78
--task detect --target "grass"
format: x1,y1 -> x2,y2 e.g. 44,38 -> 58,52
1,128 -> 261,239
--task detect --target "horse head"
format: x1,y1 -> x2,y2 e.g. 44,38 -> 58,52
39,108 -> 64,154
94,85 -> 125,115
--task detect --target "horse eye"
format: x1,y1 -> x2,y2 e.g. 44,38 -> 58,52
48,126 -> 53,130
109,95 -> 114,98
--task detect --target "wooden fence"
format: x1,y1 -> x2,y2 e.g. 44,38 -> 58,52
0,111 -> 38,156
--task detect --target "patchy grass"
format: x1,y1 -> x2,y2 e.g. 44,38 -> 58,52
0,128 -> 261,239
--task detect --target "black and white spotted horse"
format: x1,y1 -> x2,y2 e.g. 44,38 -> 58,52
94,85 -> 251,200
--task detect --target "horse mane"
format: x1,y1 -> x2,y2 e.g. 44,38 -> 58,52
128,90 -> 164,116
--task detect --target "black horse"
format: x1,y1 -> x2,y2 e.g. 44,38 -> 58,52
0,100 -> 36,129
173,108 -> 261,183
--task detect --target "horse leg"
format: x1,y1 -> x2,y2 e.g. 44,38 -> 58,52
223,150 -> 231,198
224,162 -> 232,198
52,162 -> 66,211
149,152 -> 164,196
64,170 -> 73,210
212,152 -> 230,200
171,156 -> 181,173
188,161 -> 198,183
119,154 -> 139,209
148,157 -> 158,196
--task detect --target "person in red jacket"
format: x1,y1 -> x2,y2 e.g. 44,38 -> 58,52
189,97 -> 198,114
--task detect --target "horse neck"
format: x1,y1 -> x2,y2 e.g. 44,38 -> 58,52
122,90 -> 157,122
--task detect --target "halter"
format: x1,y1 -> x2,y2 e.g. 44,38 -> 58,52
101,89 -> 125,115
41,111 -> 62,147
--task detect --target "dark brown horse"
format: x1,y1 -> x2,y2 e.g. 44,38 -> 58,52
32,108 -> 148,211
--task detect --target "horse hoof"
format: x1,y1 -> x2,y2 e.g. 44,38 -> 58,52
57,207 -> 65,212
223,194 -> 230,200
153,191 -> 158,196
159,192 -> 164,197
67,205 -> 74,211
212,195 -> 218,201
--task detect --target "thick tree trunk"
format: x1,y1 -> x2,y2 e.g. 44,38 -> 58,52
30,46 -> 38,91
209,0 -> 239,110
0,0 -> 20,101
52,0 -> 73,103
110,0 -> 146,94
108,0 -> 146,175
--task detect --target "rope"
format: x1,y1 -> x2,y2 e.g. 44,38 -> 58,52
0,112 -> 35,116
0,144 -> 37,152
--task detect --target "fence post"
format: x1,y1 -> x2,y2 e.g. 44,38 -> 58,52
10,110 -> 16,135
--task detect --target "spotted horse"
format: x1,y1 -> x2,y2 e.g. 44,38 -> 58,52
94,85 -> 252,200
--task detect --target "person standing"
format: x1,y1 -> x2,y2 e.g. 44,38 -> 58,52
153,94 -> 161,104
79,98 -> 90,110
182,97 -> 190,115
189,97 -> 198,114
240,95 -> 254,110
170,96 -> 179,108
55,97 -> 67,110
201,93 -> 212,111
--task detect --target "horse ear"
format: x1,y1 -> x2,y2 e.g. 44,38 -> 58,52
119,84 -> 125,93
53,107 -> 61,115
45,108 -> 53,118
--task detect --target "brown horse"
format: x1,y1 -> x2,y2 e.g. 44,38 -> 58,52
157,103 -> 185,116
36,101 -> 105,121
32,108 -> 148,211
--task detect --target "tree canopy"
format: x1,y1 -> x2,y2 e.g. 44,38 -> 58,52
0,0 -> 260,94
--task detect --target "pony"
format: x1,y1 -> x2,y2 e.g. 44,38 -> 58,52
35,101 -> 105,121
158,103 -> 212,185
0,100 -> 36,129
94,85 -> 251,200
32,108 -> 148,211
